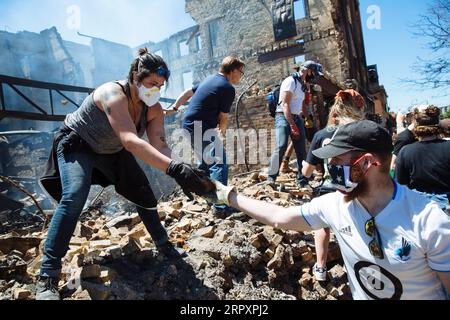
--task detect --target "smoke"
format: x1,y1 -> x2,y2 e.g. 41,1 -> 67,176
0,1 -> 197,203
0,0 -> 196,47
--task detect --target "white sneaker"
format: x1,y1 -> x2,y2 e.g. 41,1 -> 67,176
313,263 -> 327,281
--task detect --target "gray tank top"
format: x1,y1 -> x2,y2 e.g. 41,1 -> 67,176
65,82 -> 148,154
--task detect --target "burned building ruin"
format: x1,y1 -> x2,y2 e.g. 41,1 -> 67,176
141,0 -> 388,172
140,0 -> 388,153
0,0 -> 389,184
1,0 -> 388,129
4,2 -> 443,304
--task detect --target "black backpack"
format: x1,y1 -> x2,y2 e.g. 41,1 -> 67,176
268,85 -> 281,118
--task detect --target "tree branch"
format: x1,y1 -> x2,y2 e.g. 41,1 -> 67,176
407,0 -> 450,90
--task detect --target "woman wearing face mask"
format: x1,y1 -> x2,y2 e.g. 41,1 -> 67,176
37,48 -> 213,300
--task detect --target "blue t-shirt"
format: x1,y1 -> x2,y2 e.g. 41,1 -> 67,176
182,74 -> 235,133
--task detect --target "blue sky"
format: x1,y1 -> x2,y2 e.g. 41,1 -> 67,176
360,0 -> 449,111
0,0 -> 448,111
0,0 -> 197,46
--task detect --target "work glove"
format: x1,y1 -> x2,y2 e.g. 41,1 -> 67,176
290,124 -> 301,140
166,161 -> 215,200
204,180 -> 236,206
305,115 -> 314,129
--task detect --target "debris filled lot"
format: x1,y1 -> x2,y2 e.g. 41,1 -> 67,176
0,170 -> 351,300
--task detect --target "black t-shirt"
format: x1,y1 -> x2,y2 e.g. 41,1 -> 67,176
395,139 -> 450,194
393,129 -> 417,156
182,74 -> 235,133
306,126 -> 337,166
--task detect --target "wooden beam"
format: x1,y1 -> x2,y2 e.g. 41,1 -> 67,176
258,44 -> 306,63
315,76 -> 342,97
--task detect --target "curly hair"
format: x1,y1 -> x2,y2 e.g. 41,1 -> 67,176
413,105 -> 443,138
327,91 -> 365,126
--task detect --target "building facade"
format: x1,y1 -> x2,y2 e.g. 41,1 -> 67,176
1,1 -> 389,174
135,0 -> 390,173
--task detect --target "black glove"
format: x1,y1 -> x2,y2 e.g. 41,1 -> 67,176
166,161 -> 215,200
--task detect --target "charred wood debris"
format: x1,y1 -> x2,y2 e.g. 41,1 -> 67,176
1,161 -> 350,300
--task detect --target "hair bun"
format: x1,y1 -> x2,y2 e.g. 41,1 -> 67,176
414,105 -> 440,126
425,106 -> 439,117
138,47 -> 149,57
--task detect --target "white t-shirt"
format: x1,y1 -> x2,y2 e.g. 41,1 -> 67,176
299,182 -> 450,300
276,76 -> 305,115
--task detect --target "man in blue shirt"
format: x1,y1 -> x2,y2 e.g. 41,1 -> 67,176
174,56 -> 245,215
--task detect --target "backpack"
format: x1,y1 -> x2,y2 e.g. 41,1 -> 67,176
267,85 -> 281,118
267,75 -> 305,118
292,72 -> 307,92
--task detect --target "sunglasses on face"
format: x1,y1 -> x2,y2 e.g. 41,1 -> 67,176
365,218 -> 384,259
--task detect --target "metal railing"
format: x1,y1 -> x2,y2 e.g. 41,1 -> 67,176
0,75 -> 183,122
0,75 -> 94,122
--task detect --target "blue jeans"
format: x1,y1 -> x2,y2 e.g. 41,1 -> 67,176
268,114 -> 307,184
40,135 -> 167,278
192,136 -> 229,210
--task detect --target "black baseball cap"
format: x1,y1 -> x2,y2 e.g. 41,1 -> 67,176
300,60 -> 324,76
312,120 -> 393,159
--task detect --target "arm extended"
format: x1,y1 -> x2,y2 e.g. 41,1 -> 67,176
96,84 -> 171,172
228,191 -> 312,232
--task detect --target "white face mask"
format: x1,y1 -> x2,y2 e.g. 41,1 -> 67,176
136,83 -> 160,107
327,164 -> 359,193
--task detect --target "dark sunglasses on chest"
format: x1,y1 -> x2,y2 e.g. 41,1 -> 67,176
365,217 -> 384,259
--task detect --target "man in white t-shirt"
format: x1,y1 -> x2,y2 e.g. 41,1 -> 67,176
211,120 -> 450,300
267,61 -> 323,187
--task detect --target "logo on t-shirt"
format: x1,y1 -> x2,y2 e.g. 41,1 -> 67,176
393,237 -> 412,262
354,261 -> 403,300
339,226 -> 353,237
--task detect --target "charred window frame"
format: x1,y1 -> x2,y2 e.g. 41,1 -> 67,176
272,0 -> 300,42
196,34 -> 202,52
367,65 -> 379,86
179,40 -> 190,57
293,0 -> 309,20
182,71 -> 193,91
293,39 -> 305,65
186,26 -> 202,54
208,18 -> 223,57
294,55 -> 305,65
